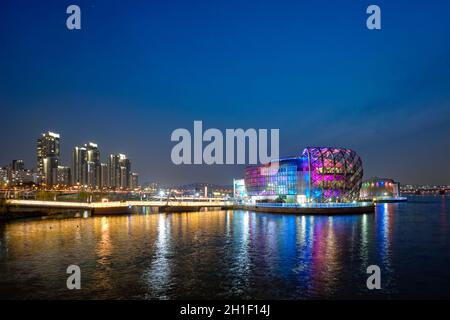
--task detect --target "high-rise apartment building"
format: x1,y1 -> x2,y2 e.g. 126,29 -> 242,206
43,156 -> 59,185
37,131 -> 60,185
130,172 -> 139,189
7,160 -> 34,185
86,142 -> 100,187
72,146 -> 87,186
108,153 -> 132,189
11,160 -> 25,171
108,154 -> 119,188
33,131 -> 138,190
99,163 -> 109,188
72,142 -> 101,188
56,166 -> 71,186
121,158 -> 131,188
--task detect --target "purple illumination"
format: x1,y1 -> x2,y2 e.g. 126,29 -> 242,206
244,147 -> 363,203
302,147 -> 363,202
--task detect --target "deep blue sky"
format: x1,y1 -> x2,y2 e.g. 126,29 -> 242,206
1,0 -> 449,186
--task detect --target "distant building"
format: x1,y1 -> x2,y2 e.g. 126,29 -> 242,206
85,161 -> 95,187
37,131 -> 60,171
31,130 -> 138,190
72,142 -> 102,188
72,146 -> 86,186
119,166 -> 127,189
108,153 -> 132,189
143,182 -> 159,194
11,160 -> 25,171
6,160 -> 33,185
130,172 -> 139,189
108,154 -> 120,188
174,183 -> 233,198
0,167 -> 9,185
99,163 -> 109,188
43,156 -> 59,186
56,166 -> 71,186
86,142 -> 100,187
360,177 -> 401,200
37,131 -> 60,185
10,170 -> 34,185
32,172 -> 45,185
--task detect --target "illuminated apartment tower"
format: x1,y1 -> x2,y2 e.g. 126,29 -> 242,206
36,131 -> 60,185
130,172 -> 139,189
56,166 -> 71,186
72,142 -> 101,188
98,163 -> 109,188
108,153 -> 131,189
86,142 -> 100,187
71,146 -> 87,186
11,160 -> 25,171
108,154 -> 119,188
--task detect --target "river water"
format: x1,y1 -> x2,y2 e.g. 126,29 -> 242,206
0,195 -> 449,299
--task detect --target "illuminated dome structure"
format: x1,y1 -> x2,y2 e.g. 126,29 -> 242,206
302,147 -> 363,202
244,147 -> 363,203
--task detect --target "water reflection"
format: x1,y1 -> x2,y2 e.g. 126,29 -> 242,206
144,214 -> 172,299
359,213 -> 370,272
233,211 -> 250,293
440,196 -> 448,243
0,197 -> 449,299
375,203 -> 395,294
96,217 -> 112,260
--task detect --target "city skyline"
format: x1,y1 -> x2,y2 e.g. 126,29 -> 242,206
1,0 -> 450,185
1,128 -> 450,189
0,130 -> 138,189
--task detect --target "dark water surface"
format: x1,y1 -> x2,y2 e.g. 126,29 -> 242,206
0,195 -> 449,299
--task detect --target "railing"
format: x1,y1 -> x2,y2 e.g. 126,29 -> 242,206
372,196 -> 408,201
128,200 -> 233,207
4,199 -> 234,208
5,199 -> 93,208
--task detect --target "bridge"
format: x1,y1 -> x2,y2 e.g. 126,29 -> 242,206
1,198 -> 378,217
401,188 -> 449,195
2,199 -> 234,216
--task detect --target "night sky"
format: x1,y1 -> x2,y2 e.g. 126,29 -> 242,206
1,0 -> 449,186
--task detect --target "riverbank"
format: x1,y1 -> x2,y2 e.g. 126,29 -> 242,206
0,206 -> 84,221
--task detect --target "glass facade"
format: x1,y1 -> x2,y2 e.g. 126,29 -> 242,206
303,147 -> 363,202
245,157 -> 304,199
244,147 -> 363,203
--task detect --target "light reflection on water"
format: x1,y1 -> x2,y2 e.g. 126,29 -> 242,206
0,195 -> 449,299
144,214 -> 172,299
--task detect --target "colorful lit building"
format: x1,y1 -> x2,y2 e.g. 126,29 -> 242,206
360,177 -> 402,201
244,147 -> 363,203
233,179 -> 247,200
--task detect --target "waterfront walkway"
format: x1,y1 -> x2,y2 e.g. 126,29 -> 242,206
2,199 -> 233,215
